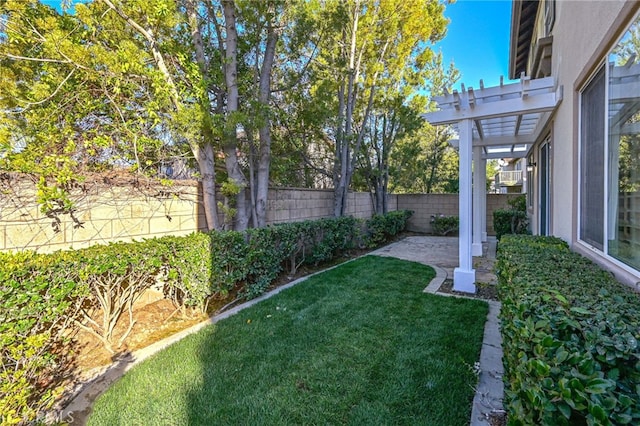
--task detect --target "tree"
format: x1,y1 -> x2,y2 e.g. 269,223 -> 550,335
307,0 -> 448,216
389,122 -> 459,193
356,95 -> 423,213
387,51 -> 460,195
0,0 -> 309,231
0,0 -> 224,230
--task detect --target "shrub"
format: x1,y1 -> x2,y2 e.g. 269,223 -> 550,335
493,195 -> 529,240
73,241 -> 165,353
241,226 -> 287,300
493,210 -> 528,240
308,216 -> 359,264
157,233 -> 212,311
364,210 -> 413,247
0,251 -> 86,425
497,235 -> 640,425
430,214 -> 459,236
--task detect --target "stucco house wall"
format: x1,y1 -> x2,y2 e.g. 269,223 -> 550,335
517,0 -> 640,287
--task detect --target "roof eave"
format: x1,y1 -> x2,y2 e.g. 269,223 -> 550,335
508,1 -> 523,80
508,0 -> 540,80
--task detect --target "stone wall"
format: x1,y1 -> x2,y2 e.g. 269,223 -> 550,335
0,176 -> 396,253
0,172 -> 520,253
0,174 -> 204,253
266,188 -> 398,224
397,193 -> 521,235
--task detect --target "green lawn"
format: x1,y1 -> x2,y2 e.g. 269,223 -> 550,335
88,255 -> 489,425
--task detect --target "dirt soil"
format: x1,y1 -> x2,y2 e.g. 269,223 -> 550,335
437,278 -> 499,301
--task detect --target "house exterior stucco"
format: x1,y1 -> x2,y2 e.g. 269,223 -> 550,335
513,0 -> 640,287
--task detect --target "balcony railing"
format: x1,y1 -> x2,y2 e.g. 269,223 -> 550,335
495,170 -> 523,186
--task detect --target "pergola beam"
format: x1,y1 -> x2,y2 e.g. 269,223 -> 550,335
472,134 -> 536,146
514,114 -> 523,135
433,76 -> 555,106
424,89 -> 561,125
474,119 -> 484,139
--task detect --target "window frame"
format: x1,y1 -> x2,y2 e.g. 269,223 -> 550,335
578,65 -> 606,251
577,12 -> 640,276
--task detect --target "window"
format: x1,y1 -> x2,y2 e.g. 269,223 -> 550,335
580,67 -> 605,250
607,18 -> 640,270
545,0 -> 555,35
579,14 -> 640,271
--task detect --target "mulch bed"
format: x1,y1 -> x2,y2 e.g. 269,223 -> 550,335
437,279 -> 499,301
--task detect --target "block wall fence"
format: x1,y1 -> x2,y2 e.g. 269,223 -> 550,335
0,174 -> 516,253
399,193 -> 521,235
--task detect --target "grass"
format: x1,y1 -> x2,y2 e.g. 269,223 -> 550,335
88,255 -> 489,425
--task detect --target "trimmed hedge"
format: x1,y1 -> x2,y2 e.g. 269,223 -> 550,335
496,235 -> 640,425
0,211 -> 412,424
0,251 -> 86,425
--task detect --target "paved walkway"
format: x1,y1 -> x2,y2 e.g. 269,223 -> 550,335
371,236 -> 504,426
61,236 -> 504,425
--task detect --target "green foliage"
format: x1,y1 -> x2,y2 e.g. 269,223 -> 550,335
389,122 -> 460,194
496,235 -> 640,426
508,194 -> 527,212
431,214 -> 459,236
0,251 -> 86,425
159,233 -> 212,311
493,195 -> 530,240
0,0 -> 190,217
364,210 -> 413,247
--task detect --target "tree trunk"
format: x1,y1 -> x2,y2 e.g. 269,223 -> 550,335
222,0 -> 249,230
197,144 -> 220,230
255,14 -> 279,228
333,3 -> 360,217
186,0 -> 219,230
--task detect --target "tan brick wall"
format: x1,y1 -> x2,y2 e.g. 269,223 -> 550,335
398,193 -> 521,235
0,175 -> 203,253
265,188 -> 395,224
4,173 -> 468,253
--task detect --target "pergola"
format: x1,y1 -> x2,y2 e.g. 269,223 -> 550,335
423,75 -> 563,293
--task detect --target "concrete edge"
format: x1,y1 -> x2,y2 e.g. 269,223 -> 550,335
423,265 -> 448,293
470,300 -> 505,426
420,266 -> 505,426
58,257 -> 358,423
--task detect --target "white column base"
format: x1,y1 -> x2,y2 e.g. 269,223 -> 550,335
472,242 -> 483,257
454,268 -> 476,294
482,232 -> 487,242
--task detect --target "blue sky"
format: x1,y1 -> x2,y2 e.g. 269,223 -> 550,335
435,0 -> 517,89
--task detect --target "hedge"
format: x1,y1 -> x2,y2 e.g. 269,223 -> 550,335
496,235 -> 640,425
0,211 -> 412,425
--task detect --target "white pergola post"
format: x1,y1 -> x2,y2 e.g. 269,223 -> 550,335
480,157 -> 488,242
472,146 -> 483,256
423,75 -> 562,296
454,119 -> 476,293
